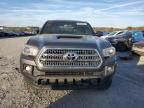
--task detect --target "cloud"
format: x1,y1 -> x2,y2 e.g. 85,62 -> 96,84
95,0 -> 144,12
0,0 -> 144,27
114,11 -> 144,16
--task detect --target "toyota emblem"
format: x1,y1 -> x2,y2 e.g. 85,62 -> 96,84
63,53 -> 78,61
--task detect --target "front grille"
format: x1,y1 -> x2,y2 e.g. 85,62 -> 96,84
37,48 -> 102,68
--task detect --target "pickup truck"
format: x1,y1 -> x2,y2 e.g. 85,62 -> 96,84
20,20 -> 116,89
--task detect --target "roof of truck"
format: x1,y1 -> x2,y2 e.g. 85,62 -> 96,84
45,20 -> 88,23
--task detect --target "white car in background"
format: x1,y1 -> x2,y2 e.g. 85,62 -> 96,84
101,31 -> 123,39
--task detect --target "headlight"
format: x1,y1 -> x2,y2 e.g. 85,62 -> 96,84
103,47 -> 116,57
22,45 -> 38,56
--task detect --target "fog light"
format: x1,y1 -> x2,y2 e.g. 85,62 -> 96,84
107,67 -> 113,72
25,65 -> 33,74
26,66 -> 32,71
104,66 -> 114,76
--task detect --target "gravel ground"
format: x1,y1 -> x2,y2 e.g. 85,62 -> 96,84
0,37 -> 144,108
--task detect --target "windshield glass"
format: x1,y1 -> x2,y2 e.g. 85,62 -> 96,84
40,21 -> 94,35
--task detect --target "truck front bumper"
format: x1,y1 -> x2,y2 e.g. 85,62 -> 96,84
20,56 -> 117,86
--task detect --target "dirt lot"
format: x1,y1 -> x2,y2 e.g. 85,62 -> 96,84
0,37 -> 144,108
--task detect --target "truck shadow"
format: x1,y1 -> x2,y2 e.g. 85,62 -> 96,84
47,54 -> 144,108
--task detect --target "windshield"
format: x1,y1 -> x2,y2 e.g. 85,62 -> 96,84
40,21 -> 94,35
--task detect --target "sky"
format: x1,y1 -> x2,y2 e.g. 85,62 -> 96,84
0,0 -> 144,28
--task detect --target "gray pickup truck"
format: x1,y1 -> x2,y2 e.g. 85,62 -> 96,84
20,20 -> 116,89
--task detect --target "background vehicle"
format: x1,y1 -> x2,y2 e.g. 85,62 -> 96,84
0,31 -> 35,37
101,31 -> 123,39
2,32 -> 11,37
103,31 -> 133,51
95,31 -> 104,37
95,31 -> 109,37
103,32 -> 109,36
132,41 -> 144,56
0,32 -> 5,37
20,20 -> 116,90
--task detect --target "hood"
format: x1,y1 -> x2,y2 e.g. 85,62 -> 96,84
27,34 -> 100,49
